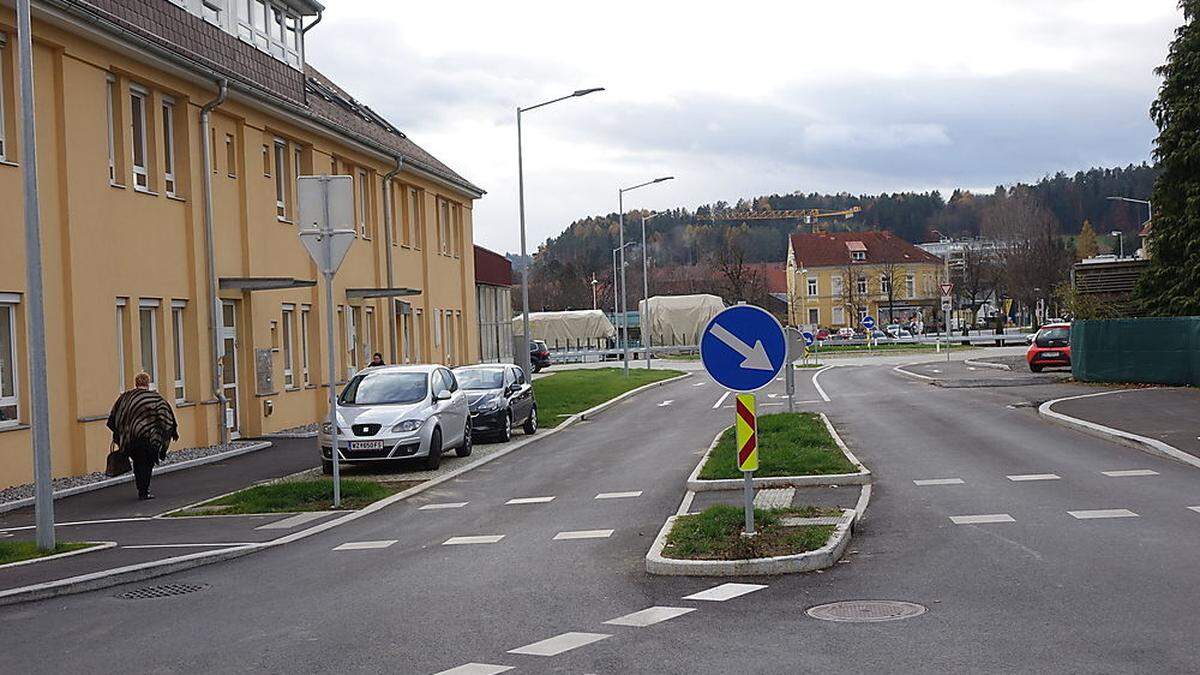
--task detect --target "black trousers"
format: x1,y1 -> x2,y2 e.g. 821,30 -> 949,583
126,439 -> 161,497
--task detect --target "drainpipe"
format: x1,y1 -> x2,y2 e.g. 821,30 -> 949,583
201,78 -> 229,445
302,10 -> 323,34
382,155 -> 404,363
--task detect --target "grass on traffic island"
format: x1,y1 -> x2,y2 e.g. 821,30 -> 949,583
0,541 -> 96,566
533,367 -> 682,428
698,412 -> 856,480
168,478 -> 413,516
662,504 -> 839,560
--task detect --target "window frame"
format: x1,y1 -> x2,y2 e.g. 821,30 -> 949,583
356,168 -> 370,238
273,138 -> 288,219
905,273 -> 916,298
807,277 -> 818,296
138,300 -> 160,391
299,305 -> 311,386
171,301 -> 186,402
162,97 -> 178,196
0,299 -> 19,428
856,275 -> 868,295
225,133 -> 237,178
808,308 -> 820,326
281,304 -> 294,388
129,85 -> 150,190
0,33 -> 8,162
105,75 -> 118,183
116,298 -> 129,391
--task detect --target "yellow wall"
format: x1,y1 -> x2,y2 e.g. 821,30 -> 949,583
786,244 -> 942,329
0,12 -> 481,489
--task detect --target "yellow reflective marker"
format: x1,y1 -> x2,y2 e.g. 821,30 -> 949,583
735,393 -> 758,472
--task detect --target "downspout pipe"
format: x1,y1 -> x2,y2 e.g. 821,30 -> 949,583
382,155 -> 404,363
302,10 -> 323,34
201,78 -> 229,445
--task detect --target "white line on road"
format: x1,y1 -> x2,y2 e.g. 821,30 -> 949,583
949,514 -> 1015,524
433,663 -> 514,675
692,382 -> 707,387
1101,469 -> 1159,477
1007,474 -> 1061,481
712,391 -> 731,409
1187,506 -> 1200,514
913,478 -> 965,486
443,535 -> 505,545
1068,509 -> 1139,520
658,400 -> 674,407
604,606 -> 696,627
332,540 -> 397,551
0,516 -> 153,533
418,502 -> 470,510
255,512 -> 333,530
892,363 -> 934,381
683,582 -> 767,602
508,632 -> 611,657
122,542 -> 258,549
595,491 -> 642,500
505,496 -> 555,505
553,529 -> 614,540
811,365 -> 834,402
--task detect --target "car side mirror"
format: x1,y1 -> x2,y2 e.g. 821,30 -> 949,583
434,389 -> 451,402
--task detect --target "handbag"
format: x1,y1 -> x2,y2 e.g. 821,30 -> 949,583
105,442 -> 132,478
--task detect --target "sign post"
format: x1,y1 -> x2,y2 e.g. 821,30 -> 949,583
736,394 -> 758,535
862,315 -> 875,354
940,282 -> 954,362
784,327 -> 804,414
298,175 -> 355,508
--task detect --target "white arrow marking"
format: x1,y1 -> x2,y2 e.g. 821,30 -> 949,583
658,400 -> 674,407
709,322 -> 774,371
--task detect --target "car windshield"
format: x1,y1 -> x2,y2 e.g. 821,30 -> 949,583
456,369 -> 504,390
338,371 -> 428,405
1036,327 -> 1070,346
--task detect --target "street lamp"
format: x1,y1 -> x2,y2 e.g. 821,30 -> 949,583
590,273 -> 598,310
612,242 -> 634,349
1106,196 -> 1151,259
640,211 -> 668,369
1110,230 -> 1124,259
516,87 -> 604,375
618,176 -> 674,374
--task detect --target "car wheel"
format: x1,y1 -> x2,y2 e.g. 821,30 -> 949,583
523,406 -> 538,435
499,412 -> 512,443
1030,364 -> 1043,373
424,428 -> 442,470
532,364 -> 542,373
321,460 -> 333,475
456,421 -> 473,457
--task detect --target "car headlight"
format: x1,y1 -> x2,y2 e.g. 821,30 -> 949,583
477,397 -> 503,413
392,419 -> 422,433
321,422 -> 342,434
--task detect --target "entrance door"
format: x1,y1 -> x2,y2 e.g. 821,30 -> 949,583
221,300 -> 240,438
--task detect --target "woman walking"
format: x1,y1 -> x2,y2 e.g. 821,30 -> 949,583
107,372 -> 178,500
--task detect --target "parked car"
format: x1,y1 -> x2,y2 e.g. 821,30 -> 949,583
318,364 -> 471,473
835,327 -> 855,339
1026,323 -> 1071,372
530,340 -> 551,373
815,328 -> 831,340
453,363 -> 538,442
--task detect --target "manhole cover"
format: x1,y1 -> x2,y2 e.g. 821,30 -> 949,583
806,600 -> 927,623
114,583 -> 211,600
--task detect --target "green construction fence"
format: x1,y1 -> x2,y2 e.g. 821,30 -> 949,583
1071,317 -> 1200,386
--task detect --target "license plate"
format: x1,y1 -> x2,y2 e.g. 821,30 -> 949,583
349,440 -> 385,450
1041,351 -> 1059,358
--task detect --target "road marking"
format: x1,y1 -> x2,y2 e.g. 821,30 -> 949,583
812,365 -> 834,402
1101,469 -> 1159,477
712,391 -> 731,409
505,496 -> 555,505
1007,473 -> 1061,481
1187,506 -> 1200,514
419,501 -> 470,510
255,511 -> 333,530
332,540 -> 397,551
658,399 -> 674,407
693,382 -> 707,387
930,368 -> 942,373
508,632 -> 611,656
433,664 -> 514,675
683,582 -> 767,602
892,364 -> 934,381
967,366 -> 977,371
595,491 -> 642,500
123,542 -> 258,549
913,478 -> 965,486
553,529 -> 614,540
604,606 -> 696,627
443,535 -> 505,545
1069,509 -> 1139,520
0,516 -> 153,533
753,488 -> 794,509
949,514 -> 1015,524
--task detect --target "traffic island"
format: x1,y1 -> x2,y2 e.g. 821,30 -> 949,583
165,478 -> 416,517
532,367 -> 684,427
0,541 -> 116,569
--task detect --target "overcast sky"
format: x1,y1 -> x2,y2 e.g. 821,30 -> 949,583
305,0 -> 1181,254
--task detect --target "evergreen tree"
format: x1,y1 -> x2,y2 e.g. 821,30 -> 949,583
1076,220 -> 1099,259
1137,0 -> 1200,315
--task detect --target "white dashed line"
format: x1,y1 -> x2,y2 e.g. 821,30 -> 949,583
443,535 -> 506,545
434,664 -> 514,675
508,632 -> 611,656
604,606 -> 696,627
1069,509 -> 1139,520
683,582 -> 767,602
553,529 -> 614,540
1007,473 -> 1061,481
712,391 -> 731,409
1188,506 -> 1200,514
505,496 -> 555,505
913,478 -> 965,486
1101,469 -> 1159,477
419,501 -> 470,510
255,512 -> 332,530
595,491 -> 642,500
949,514 -> 1015,525
332,540 -> 397,551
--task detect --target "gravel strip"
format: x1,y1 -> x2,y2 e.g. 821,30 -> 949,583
266,422 -> 320,438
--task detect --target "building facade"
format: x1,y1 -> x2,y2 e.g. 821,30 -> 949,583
473,245 -> 513,364
786,231 -> 944,329
0,0 -> 483,489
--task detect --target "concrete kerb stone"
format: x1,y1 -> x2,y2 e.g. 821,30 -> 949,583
0,372 -> 693,606
1038,388 -> 1200,470
963,357 -> 1012,371
0,541 -> 118,571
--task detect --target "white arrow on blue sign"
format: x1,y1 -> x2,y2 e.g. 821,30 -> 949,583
700,305 -> 787,392
862,315 -> 875,330
802,331 -> 815,347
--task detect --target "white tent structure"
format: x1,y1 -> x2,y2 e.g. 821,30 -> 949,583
638,294 -> 726,347
513,309 -> 616,348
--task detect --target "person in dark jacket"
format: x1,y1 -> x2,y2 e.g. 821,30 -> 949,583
107,372 -> 178,500
369,352 -> 385,367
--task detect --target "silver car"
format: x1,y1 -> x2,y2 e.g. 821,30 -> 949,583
318,364 -> 472,473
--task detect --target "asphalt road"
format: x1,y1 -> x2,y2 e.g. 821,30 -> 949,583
5,355 -> 1200,673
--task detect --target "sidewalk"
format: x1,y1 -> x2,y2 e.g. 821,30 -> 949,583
1047,387 -> 1200,458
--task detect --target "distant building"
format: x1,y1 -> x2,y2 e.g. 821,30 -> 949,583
474,246 -> 514,363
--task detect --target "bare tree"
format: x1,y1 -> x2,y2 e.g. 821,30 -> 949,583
708,226 -> 769,305
981,189 -> 1071,325
879,260 -> 900,325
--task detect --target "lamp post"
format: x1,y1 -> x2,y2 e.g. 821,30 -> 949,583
591,273 -> 598,310
517,87 -> 603,375
612,242 -> 634,350
618,177 -> 673,374
1106,196 -> 1151,259
640,211 -> 668,369
1110,230 -> 1124,259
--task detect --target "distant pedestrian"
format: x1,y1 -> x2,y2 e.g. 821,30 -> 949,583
106,372 -> 178,501
369,352 -> 385,367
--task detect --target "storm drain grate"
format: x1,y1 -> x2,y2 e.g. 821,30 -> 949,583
806,600 -> 927,623
114,583 -> 211,600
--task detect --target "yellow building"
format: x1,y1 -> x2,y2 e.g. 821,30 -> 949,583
786,231 -> 944,330
0,0 -> 484,489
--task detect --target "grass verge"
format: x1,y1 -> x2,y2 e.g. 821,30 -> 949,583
0,541 -> 96,566
698,412 -> 856,480
169,478 -> 408,516
533,367 -> 683,428
662,504 -> 839,560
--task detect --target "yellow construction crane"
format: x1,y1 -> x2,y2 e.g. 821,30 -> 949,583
700,206 -> 861,233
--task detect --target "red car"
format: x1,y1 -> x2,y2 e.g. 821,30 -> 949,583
1026,323 -> 1071,372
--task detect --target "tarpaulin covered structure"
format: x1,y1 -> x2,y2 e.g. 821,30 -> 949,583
512,309 -> 617,347
638,294 -> 726,346
1072,317 -> 1200,386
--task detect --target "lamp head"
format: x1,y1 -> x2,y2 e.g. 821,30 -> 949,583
573,87 -> 605,97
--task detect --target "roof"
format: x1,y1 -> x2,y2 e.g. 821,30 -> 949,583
742,263 -> 788,294
473,245 -> 513,287
789,231 -> 943,268
61,0 -> 482,196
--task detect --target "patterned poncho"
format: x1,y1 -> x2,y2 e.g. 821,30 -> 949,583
106,388 -> 179,450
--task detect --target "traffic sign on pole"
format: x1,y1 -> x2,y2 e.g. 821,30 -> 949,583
802,331 -> 815,347
861,315 -> 875,330
940,282 -> 954,297
736,393 -> 758,536
700,305 -> 786,392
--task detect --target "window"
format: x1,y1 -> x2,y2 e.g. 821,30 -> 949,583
356,169 -> 370,238
225,134 -> 237,178
0,298 -> 19,427
832,305 -> 845,326
856,275 -> 868,295
105,75 -> 119,182
434,309 -> 442,348
237,0 -> 302,68
171,302 -> 186,402
881,274 -> 891,295
293,146 -> 303,204
299,305 -> 311,386
346,306 -> 359,379
905,274 -> 916,298
262,143 -> 270,176
437,198 -> 451,254
274,139 -> 287,219
281,305 -> 294,388
202,0 -> 222,24
445,310 -> 455,364
808,308 -> 820,325
116,299 -> 129,391
807,278 -> 818,296
407,187 -> 421,248
162,98 -> 177,196
401,308 -> 412,363
139,301 -> 159,390
364,307 -> 375,365
414,309 -> 424,361
130,86 -> 149,189
831,276 -> 844,296
0,34 -> 8,161
852,250 -> 866,261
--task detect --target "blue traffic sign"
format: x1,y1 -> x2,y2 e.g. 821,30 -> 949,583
700,305 -> 787,392
802,331 -> 815,347
862,315 -> 875,330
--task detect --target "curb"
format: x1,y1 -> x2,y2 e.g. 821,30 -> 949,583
963,358 -> 1011,371
0,372 -> 692,606
0,441 -> 274,515
685,412 -> 871,491
1037,389 -> 1200,470
0,541 -> 118,570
